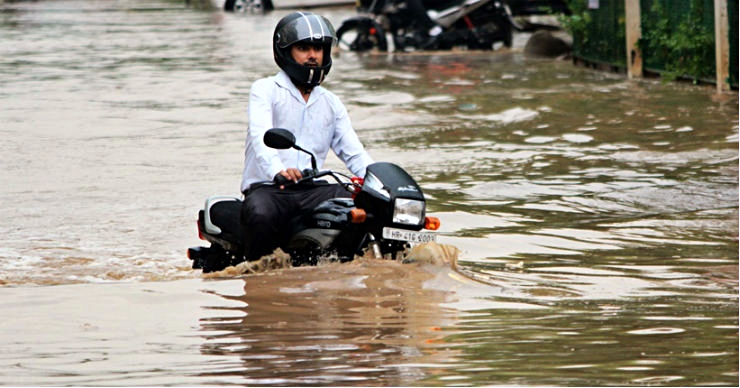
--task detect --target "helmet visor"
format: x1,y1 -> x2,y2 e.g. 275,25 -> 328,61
276,14 -> 337,49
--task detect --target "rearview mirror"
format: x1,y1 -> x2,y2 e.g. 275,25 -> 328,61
263,127 -> 318,172
264,128 -> 296,150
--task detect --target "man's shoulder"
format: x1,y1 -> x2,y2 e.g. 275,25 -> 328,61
315,86 -> 342,104
252,74 -> 279,89
250,74 -> 290,99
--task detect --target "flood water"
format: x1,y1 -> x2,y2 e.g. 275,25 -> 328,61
0,0 -> 737,385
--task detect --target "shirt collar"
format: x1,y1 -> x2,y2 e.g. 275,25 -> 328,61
275,70 -> 324,103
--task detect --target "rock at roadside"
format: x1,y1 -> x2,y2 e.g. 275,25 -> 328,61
524,30 -> 572,58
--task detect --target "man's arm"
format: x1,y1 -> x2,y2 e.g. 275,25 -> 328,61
330,100 -> 374,177
247,78 -> 285,181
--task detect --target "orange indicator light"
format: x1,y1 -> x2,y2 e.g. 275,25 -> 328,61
424,216 -> 440,230
350,208 -> 367,223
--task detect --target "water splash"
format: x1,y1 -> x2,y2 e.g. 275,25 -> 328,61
201,242 -> 462,278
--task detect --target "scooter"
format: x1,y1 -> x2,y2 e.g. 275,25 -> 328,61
188,128 -> 441,273
336,0 -> 515,52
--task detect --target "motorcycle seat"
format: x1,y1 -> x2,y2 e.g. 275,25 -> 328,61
422,0 -> 464,12
203,196 -> 243,241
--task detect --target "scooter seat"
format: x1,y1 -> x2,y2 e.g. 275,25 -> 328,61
202,196 -> 243,242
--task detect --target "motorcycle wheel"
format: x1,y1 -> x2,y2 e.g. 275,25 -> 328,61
336,18 -> 388,52
224,0 -> 273,12
468,20 -> 513,50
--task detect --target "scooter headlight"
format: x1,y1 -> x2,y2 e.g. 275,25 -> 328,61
392,198 -> 424,226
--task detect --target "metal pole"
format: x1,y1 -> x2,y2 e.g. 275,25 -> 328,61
714,0 -> 730,92
625,0 -> 643,79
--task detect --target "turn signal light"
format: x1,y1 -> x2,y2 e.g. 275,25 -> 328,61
197,221 -> 205,240
350,176 -> 364,198
350,208 -> 367,223
424,216 -> 441,230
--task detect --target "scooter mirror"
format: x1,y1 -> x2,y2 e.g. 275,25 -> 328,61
264,128 -> 296,150
264,127 -> 318,172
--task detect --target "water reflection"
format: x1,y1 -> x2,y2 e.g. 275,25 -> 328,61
198,259 -> 469,385
196,253 -> 737,385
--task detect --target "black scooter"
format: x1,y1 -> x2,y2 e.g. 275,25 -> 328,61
336,0 -> 515,52
188,128 -> 440,273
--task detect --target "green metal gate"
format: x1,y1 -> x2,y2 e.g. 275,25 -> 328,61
570,1 -> 626,69
566,0 -> 737,88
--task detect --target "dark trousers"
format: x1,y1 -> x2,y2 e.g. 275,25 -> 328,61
240,183 -> 350,262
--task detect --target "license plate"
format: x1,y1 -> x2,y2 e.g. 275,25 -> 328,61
382,227 -> 436,243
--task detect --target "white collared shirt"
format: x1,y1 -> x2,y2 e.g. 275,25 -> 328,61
240,71 -> 374,192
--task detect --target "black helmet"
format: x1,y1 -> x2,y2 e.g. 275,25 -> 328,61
273,12 -> 337,89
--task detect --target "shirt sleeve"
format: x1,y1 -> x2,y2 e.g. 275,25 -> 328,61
330,97 -> 375,177
247,78 -> 284,180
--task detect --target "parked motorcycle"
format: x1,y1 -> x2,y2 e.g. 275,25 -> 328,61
188,128 -> 441,273
336,0 -> 515,52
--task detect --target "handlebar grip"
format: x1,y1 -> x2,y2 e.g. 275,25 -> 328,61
273,173 -> 291,185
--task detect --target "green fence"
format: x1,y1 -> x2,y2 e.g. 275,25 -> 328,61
570,1 -> 626,69
640,0 -> 716,82
567,0 -> 738,89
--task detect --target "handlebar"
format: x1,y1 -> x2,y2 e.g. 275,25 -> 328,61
261,129 -> 362,194
273,168 -> 361,192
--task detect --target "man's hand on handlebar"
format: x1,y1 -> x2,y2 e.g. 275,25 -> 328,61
274,168 -> 303,189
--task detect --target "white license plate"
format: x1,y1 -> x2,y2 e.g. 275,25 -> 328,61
382,227 -> 436,243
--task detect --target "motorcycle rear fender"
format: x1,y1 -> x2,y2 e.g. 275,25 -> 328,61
431,0 -> 492,28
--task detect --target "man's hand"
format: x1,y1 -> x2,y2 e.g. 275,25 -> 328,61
274,168 -> 303,189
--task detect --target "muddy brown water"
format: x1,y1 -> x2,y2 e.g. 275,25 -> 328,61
0,0 -> 737,385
